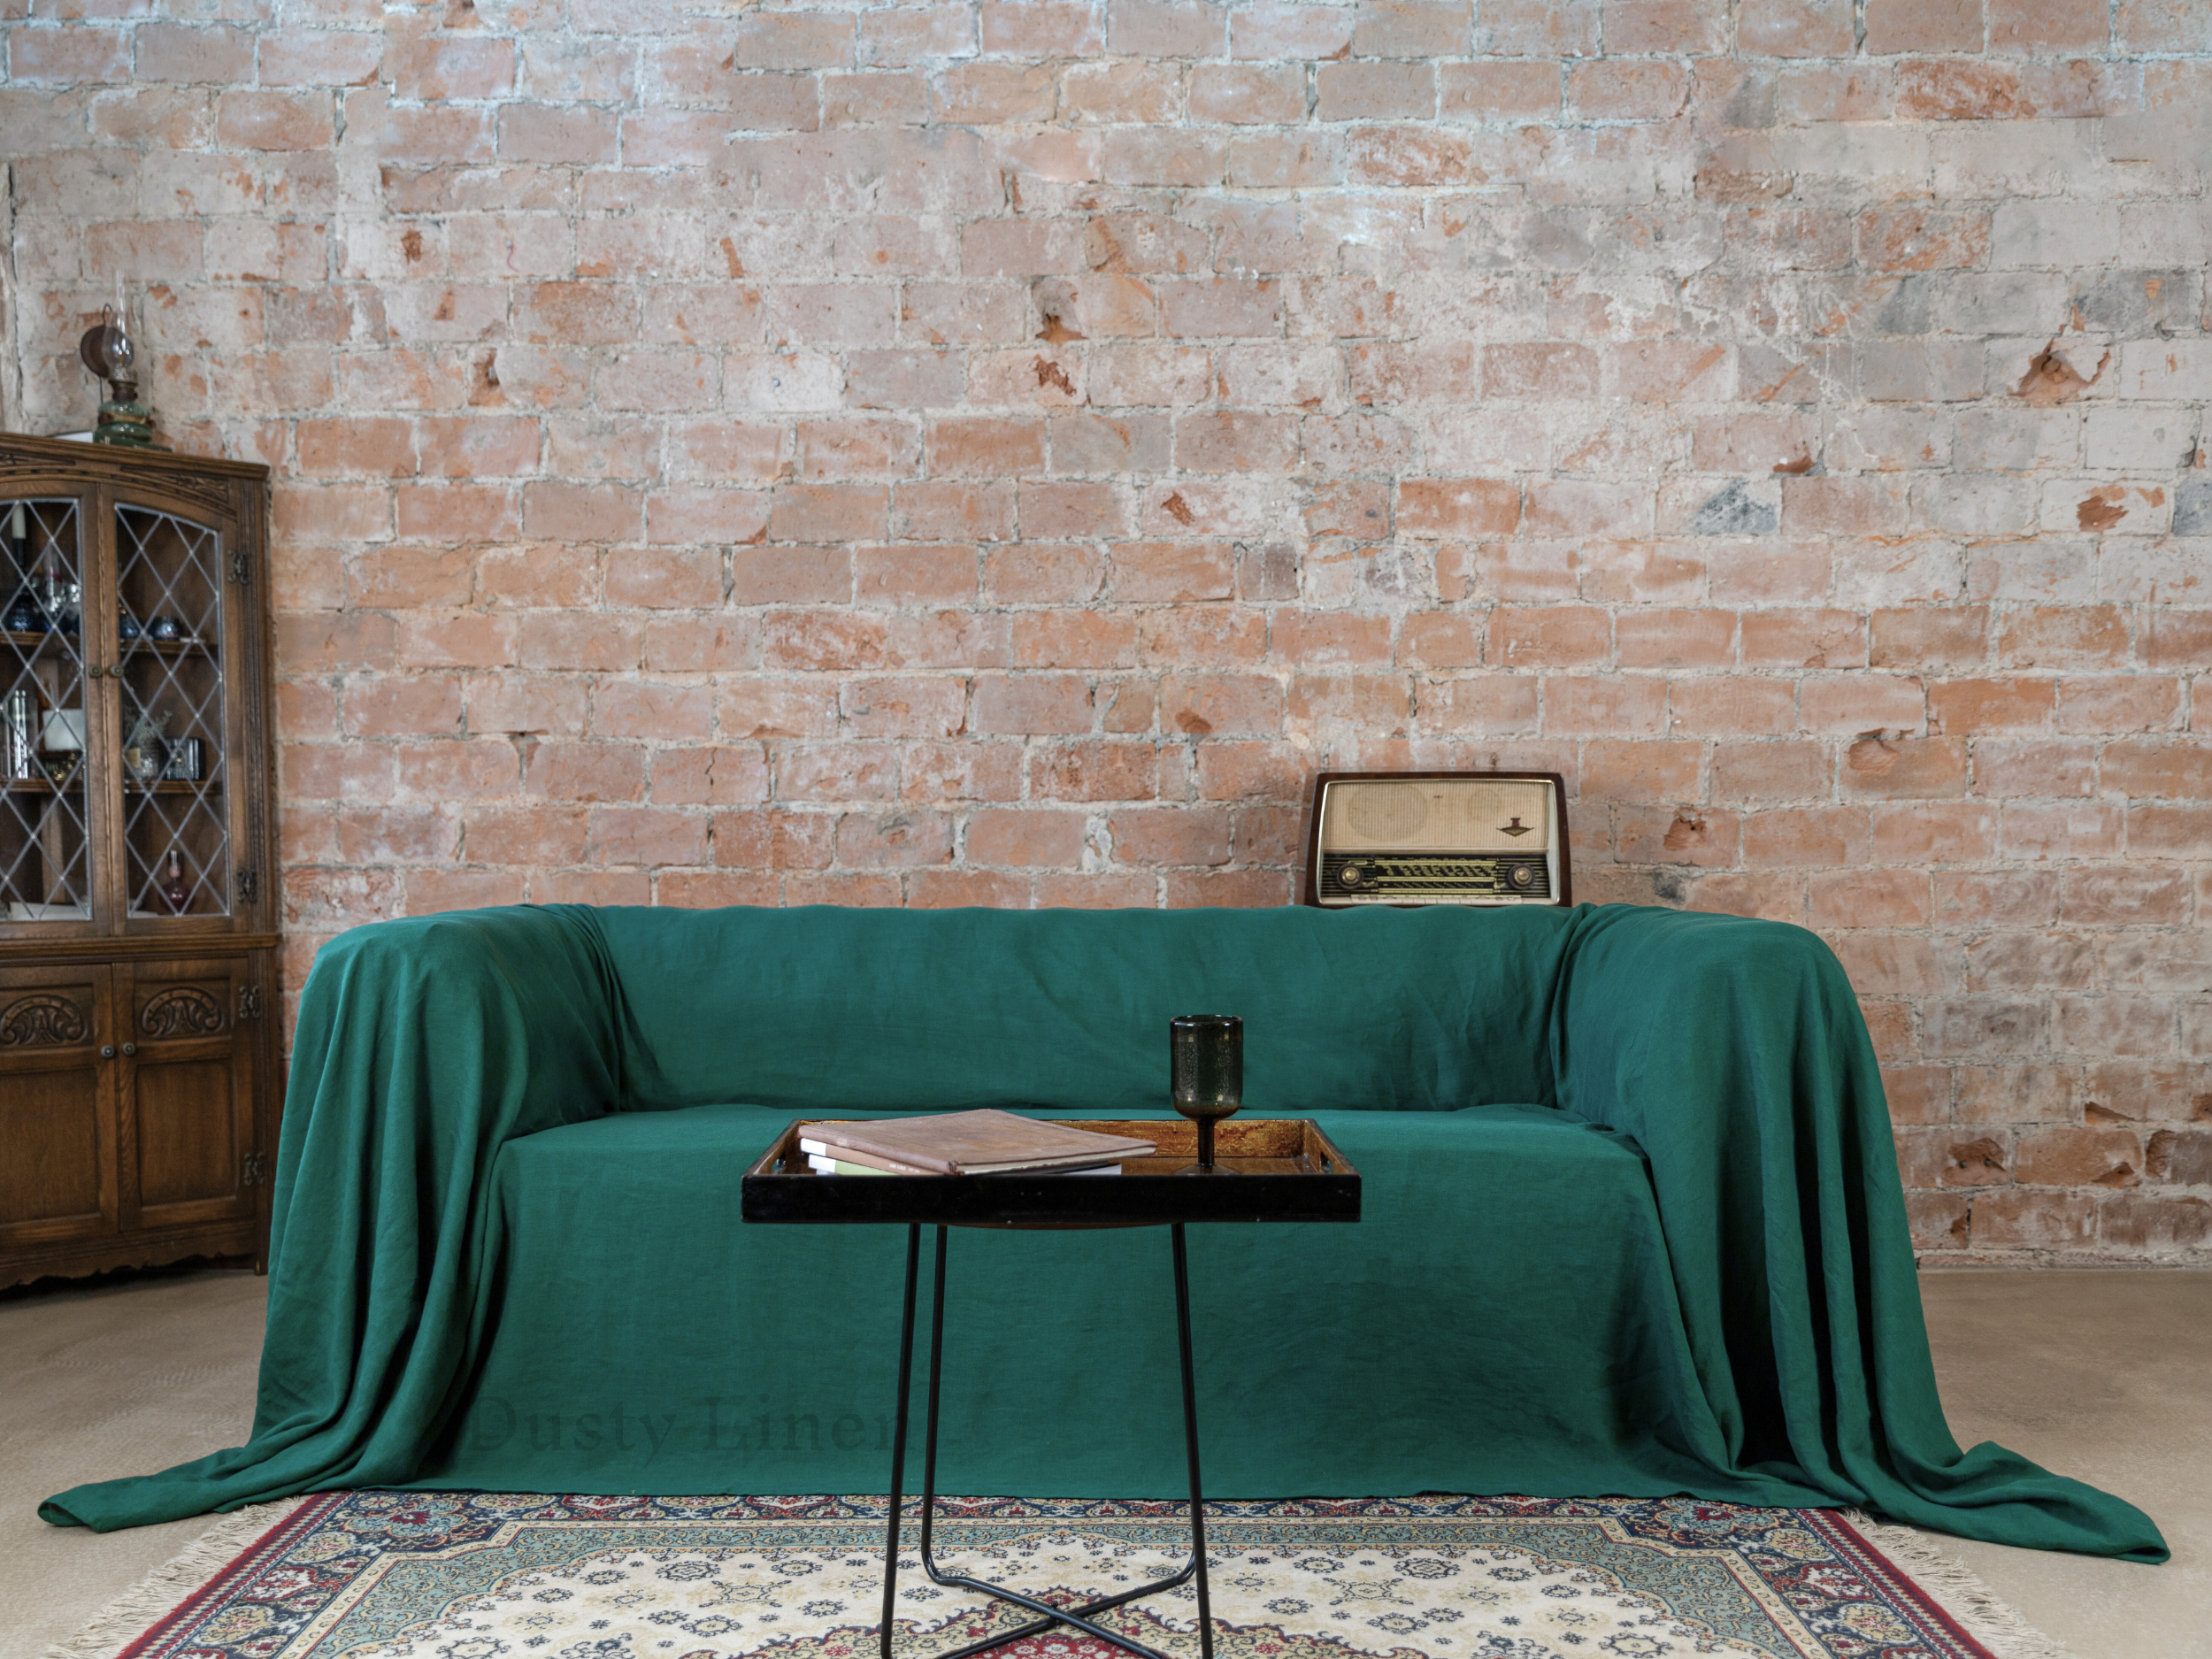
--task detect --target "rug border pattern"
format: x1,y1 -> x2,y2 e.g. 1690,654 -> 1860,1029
69,1494 -> 2070,1659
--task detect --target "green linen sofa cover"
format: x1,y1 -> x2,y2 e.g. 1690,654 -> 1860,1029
40,902 -> 2165,1562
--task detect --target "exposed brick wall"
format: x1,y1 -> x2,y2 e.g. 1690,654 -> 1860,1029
4,1 -> 2208,1260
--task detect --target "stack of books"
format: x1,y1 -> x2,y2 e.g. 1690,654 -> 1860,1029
802,1110 -> 1155,1177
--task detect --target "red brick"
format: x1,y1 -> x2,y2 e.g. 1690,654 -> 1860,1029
1685,872 -> 1805,926
778,743 -> 900,802
1930,677 -> 2056,734
832,810 -> 952,869
515,738 -> 649,807
1810,869 -> 1932,928
216,89 -> 334,151
966,808 -> 1088,866
927,417 -> 1045,477
1484,342 -> 1599,399
2018,1127 -> 2143,1188
1032,742 -> 1162,803
1988,0 -> 2108,50
1583,739 -> 1701,802
1525,481 -> 1650,539
521,481 -> 642,542
1418,676 -> 1540,734
297,417 -> 416,479
1492,607 -> 1609,668
2058,676 -> 2182,734
1672,679 -> 1797,735
1740,610 -> 1868,670
1972,1191 -> 2098,1249
1165,869 -> 1295,908
2131,805 -> 2212,858
343,676 -> 465,740
769,483 -> 887,543
1396,613 -> 1484,670
2101,1195 -> 2212,1255
652,746 -> 772,807
1865,0 -> 1983,51
1274,613 -> 1394,667
1160,674 -> 1283,737
1110,541 -> 1236,603
2103,739 -> 2212,800
2062,868 -> 2190,926
973,674 -> 1094,735
2000,607 -> 2130,668
1868,803 -> 2000,864
1396,480 -> 1521,538
1545,676 -> 1665,736
1317,61 -> 1435,121
588,806 -> 710,867
1870,607 -> 1989,670
1190,64 -> 1305,124
1838,735 -> 1968,799
1193,741 -> 1310,802
1286,675 -> 1411,732
712,809 -> 833,872
1745,807 -> 1870,867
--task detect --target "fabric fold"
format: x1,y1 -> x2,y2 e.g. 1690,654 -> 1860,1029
40,907 -> 623,1533
1550,906 -> 2166,1562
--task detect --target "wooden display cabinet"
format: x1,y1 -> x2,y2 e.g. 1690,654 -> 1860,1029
0,435 -> 277,1286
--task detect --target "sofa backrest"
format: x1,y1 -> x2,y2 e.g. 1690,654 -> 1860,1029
585,904 -> 1578,1116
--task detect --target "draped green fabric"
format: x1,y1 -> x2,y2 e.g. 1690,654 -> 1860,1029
40,902 -> 2165,1563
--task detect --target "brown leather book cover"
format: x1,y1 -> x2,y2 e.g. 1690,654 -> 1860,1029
804,1110 -> 1156,1175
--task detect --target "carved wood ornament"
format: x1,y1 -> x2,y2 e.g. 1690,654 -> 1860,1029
140,985 -> 226,1037
0,993 -> 90,1046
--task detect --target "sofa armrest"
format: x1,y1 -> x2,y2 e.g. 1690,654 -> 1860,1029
1548,904 -> 2162,1560
41,905 -> 623,1531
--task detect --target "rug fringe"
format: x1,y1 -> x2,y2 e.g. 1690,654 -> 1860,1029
1840,1511 -> 2082,1659
42,1500 -> 307,1659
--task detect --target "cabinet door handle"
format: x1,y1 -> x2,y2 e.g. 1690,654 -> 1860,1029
100,1045 -> 115,1059
120,1041 -> 137,1056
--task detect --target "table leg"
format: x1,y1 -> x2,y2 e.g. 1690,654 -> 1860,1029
880,1223 -> 921,1659
919,1225 -> 948,1565
886,1224 -> 1210,1659
1172,1222 -> 1214,1659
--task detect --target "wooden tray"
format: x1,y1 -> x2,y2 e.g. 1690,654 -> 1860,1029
741,1117 -> 1360,1228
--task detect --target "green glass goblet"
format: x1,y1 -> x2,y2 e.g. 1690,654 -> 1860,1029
1171,1014 -> 1242,1175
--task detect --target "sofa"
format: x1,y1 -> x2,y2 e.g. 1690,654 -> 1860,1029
42,902 -> 2163,1560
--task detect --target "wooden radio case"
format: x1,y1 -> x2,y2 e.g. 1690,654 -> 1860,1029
1301,772 -> 1572,909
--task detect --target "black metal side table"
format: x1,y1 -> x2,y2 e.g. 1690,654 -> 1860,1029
742,1117 -> 1361,1659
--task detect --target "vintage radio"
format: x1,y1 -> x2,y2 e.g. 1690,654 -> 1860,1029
1302,772 -> 1572,909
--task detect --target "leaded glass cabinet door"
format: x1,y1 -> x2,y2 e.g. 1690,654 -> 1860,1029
113,496 -> 238,927
1,494 -> 102,928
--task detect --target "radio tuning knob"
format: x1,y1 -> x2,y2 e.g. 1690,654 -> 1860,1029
1340,864 -> 1363,886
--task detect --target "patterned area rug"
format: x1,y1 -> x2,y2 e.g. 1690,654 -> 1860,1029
58,1494 -> 2074,1659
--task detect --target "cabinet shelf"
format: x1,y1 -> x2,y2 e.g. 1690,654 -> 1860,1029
6,630 -> 212,659
4,778 -> 220,796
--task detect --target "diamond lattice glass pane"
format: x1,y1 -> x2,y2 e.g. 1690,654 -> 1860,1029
116,503 -> 228,919
2,497 -> 93,921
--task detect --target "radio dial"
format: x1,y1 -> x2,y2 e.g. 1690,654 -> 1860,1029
1339,864 -> 1365,887
1509,864 -> 1535,888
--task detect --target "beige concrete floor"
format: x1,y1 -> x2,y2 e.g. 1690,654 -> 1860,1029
1,1267 -> 2204,1659
2,1266 -> 265,1659
1917,1269 -> 2210,1659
